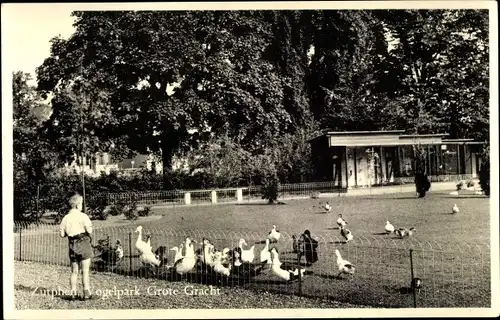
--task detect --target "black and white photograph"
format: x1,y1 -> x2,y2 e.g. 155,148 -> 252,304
2,1 -> 498,318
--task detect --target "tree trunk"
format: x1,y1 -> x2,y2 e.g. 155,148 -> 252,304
161,136 -> 178,190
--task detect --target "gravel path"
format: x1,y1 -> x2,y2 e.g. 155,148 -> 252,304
14,261 -> 368,309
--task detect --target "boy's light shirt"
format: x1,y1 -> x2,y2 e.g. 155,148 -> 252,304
59,209 -> 92,237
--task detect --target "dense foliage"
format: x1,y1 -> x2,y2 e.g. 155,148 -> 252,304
13,9 -> 490,219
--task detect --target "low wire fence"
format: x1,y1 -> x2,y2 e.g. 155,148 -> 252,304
13,222 -> 490,308
14,181 -> 348,217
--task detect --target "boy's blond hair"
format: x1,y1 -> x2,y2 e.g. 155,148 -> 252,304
68,194 -> 83,209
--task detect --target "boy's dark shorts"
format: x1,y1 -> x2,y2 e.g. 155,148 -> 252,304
68,234 -> 93,262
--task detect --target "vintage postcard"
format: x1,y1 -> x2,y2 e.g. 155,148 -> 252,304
2,1 -> 498,319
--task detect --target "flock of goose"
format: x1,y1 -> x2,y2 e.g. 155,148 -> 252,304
92,199 -> 463,292
128,224 -> 355,282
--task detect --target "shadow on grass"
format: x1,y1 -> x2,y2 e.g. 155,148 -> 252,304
326,227 -> 340,230
328,241 -> 347,245
373,232 -> 389,236
447,196 -> 486,199
235,202 -> 287,206
357,197 -> 419,200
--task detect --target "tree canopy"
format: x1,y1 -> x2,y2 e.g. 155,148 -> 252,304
22,9 -> 490,189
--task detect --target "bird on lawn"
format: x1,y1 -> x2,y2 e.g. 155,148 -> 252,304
173,237 -> 197,276
268,225 -> 281,243
452,204 -> 460,214
260,238 -> 272,265
395,227 -> 416,238
238,239 -> 255,263
337,214 -> 347,228
270,247 -> 306,282
385,221 -> 395,234
340,225 -> 353,243
335,249 -> 355,278
170,245 -> 184,264
324,202 -> 332,212
411,277 -> 423,293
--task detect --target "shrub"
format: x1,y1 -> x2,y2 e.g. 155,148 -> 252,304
466,179 -> 475,188
138,206 -> 152,217
123,201 -> 139,221
456,181 -> 464,191
261,171 -> 280,204
479,145 -> 490,196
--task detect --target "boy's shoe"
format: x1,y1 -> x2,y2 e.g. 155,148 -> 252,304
83,289 -> 92,300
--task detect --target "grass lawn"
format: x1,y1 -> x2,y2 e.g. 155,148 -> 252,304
14,190 -> 491,308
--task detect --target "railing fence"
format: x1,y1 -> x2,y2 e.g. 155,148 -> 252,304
13,222 -> 490,308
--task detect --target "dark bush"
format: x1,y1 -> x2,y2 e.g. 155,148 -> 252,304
138,206 -> 152,217
479,145 -> 490,196
261,171 -> 280,204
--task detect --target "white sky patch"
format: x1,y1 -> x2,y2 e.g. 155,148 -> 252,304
5,5 -> 77,86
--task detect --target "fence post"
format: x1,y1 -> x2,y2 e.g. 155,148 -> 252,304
297,250 -> 302,297
19,225 -> 22,261
409,248 -> 417,308
128,232 -> 133,275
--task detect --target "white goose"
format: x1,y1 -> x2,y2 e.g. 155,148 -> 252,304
260,238 -> 272,264
134,226 -> 152,254
452,204 -> 460,214
213,251 -> 231,276
170,245 -> 184,264
335,249 -> 355,278
270,248 -> 305,281
202,240 -> 216,267
337,214 -> 347,228
385,221 -> 395,234
173,237 -> 197,276
340,225 -> 354,242
268,225 -> 281,243
324,202 -> 332,212
238,239 -> 255,263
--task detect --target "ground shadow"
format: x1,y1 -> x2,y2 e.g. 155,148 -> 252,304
315,273 -> 341,280
372,232 -> 389,236
326,227 -> 339,230
328,240 -> 347,245
398,286 -> 414,294
447,196 -> 485,199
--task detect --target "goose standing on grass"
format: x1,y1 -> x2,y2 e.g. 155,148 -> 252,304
395,227 -> 416,238
260,238 -> 272,264
324,202 -> 332,212
340,225 -> 353,243
154,245 -> 169,266
385,221 -> 395,234
452,204 -> 460,214
170,245 -> 184,264
173,237 -> 197,276
134,226 -> 152,254
411,277 -> 423,293
238,239 -> 255,263
337,214 -> 347,228
268,225 -> 281,243
335,249 -> 355,278
270,247 -> 306,282
213,251 -> 231,276
230,248 -> 264,278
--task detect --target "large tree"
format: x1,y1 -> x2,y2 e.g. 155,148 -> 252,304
36,11 -> 315,188
375,9 -> 489,140
13,71 -> 57,194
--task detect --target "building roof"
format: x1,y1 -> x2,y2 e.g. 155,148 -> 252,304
309,130 -> 482,147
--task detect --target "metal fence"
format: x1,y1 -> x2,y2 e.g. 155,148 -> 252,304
13,222 -> 490,308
